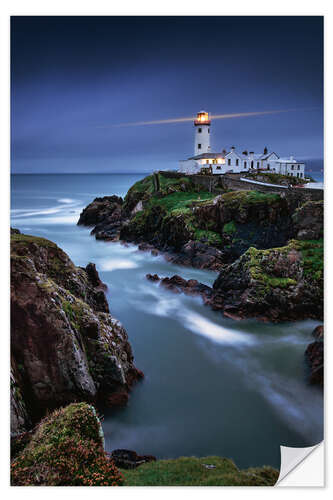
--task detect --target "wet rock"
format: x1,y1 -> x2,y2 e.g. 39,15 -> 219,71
209,240 -> 323,322
11,232 -> 143,433
305,325 -> 324,386
110,449 -> 156,469
292,200 -> 323,240
146,273 -> 212,298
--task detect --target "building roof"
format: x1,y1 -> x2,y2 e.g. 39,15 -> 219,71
188,152 -> 225,160
277,157 -> 304,164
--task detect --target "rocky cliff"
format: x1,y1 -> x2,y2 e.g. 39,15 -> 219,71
77,173 -> 323,320
209,239 -> 323,321
11,230 -> 142,436
78,172 -> 317,270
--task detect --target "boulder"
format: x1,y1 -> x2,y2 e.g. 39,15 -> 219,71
11,232 -> 143,434
110,449 -> 156,469
305,325 -> 324,386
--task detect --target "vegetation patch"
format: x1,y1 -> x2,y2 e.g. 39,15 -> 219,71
223,220 -> 237,234
120,456 -> 278,486
11,403 -> 123,486
193,229 -> 222,246
244,172 -> 312,185
291,238 -> 323,280
222,190 -> 280,206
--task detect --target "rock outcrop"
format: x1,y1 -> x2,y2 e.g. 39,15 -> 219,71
11,403 -> 123,486
110,449 -> 156,469
292,200 -> 323,241
305,325 -> 324,386
11,232 -> 143,435
146,273 -> 212,297
146,239 -> 323,322
78,195 -> 124,241
78,172 -> 310,271
209,239 -> 323,321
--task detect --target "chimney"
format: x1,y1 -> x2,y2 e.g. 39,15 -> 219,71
231,146 -> 235,151
264,146 -> 268,155
242,150 -> 248,156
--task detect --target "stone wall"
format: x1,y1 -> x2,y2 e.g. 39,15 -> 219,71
190,173 -> 323,202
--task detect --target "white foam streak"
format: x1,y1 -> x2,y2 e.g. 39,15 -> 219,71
99,258 -> 139,271
180,310 -> 255,345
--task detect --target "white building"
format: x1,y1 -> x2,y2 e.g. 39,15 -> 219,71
179,111 -> 306,179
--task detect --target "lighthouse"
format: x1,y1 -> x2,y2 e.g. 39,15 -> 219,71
194,110 -> 211,156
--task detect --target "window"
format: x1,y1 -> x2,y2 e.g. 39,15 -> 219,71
297,165 -> 300,170
206,160 -> 209,164
216,165 -> 221,170
257,162 -> 260,168
297,173 -> 299,178
267,163 -> 270,170
244,161 -> 247,168
208,128 -> 210,134
198,128 -> 202,133
291,165 -> 294,170
198,144 -> 201,149
228,158 -> 231,166
251,161 -> 254,168
236,159 -> 239,166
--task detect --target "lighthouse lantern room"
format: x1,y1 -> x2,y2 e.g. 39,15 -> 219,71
194,110 -> 211,156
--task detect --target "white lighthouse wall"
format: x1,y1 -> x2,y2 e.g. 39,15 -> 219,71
194,124 -> 210,156
179,159 -> 201,175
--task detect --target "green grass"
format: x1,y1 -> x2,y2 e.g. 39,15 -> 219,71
194,229 -> 223,245
148,190 -> 215,214
223,220 -> 237,234
221,190 -> 280,206
120,456 -> 278,486
291,238 -> 323,280
11,232 -> 58,248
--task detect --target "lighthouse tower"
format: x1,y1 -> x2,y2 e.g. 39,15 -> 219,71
194,110 -> 211,156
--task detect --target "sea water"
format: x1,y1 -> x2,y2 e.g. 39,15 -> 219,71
10,173 -> 323,469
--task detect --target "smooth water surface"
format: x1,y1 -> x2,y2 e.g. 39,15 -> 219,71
11,173 -> 323,469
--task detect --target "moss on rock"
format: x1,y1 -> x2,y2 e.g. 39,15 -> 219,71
11,403 -> 123,486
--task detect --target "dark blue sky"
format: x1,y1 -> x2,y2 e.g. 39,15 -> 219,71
11,16 -> 323,173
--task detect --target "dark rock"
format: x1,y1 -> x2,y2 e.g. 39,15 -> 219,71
10,232 -> 143,434
292,201 -> 323,240
11,227 -> 21,235
146,273 -> 212,298
85,262 -> 107,290
110,449 -> 156,469
146,273 -> 160,281
305,325 -> 324,386
209,240 -> 323,322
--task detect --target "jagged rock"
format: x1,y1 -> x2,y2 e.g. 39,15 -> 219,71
292,200 -> 323,240
209,239 -> 323,321
11,232 -> 142,433
146,273 -> 212,297
305,325 -> 324,386
110,449 -> 156,469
